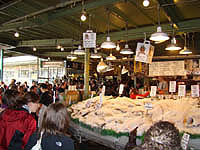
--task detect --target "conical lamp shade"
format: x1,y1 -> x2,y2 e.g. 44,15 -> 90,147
179,46 -> 192,54
101,36 -> 116,49
97,58 -> 108,72
106,53 -> 116,60
121,66 -> 128,74
120,44 -> 134,54
74,45 -> 85,55
150,26 -> 169,42
67,51 -> 77,60
165,38 -> 181,50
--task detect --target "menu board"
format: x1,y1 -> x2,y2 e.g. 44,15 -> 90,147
149,61 -> 186,76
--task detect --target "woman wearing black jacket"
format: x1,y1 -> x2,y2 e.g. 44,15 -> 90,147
25,102 -> 74,150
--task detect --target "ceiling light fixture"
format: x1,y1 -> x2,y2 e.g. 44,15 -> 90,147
81,10 -> 87,22
179,33 -> 192,54
120,22 -> 134,55
121,66 -> 128,74
101,10 -> 116,49
67,51 -> 77,60
61,47 -> 64,51
165,37 -> 181,50
143,0 -> 150,7
74,45 -> 85,55
116,43 -> 120,51
57,45 -> 61,49
97,58 -> 108,72
90,48 -> 101,59
106,53 -> 116,60
14,32 -> 19,37
33,47 -> 37,51
150,5 -> 169,42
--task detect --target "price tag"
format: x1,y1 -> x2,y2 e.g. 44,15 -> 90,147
169,81 -> 176,93
150,86 -> 157,97
178,85 -> 186,97
181,133 -> 190,150
83,30 -> 96,48
102,86 -> 106,96
119,84 -> 124,95
144,102 -> 153,110
191,85 -> 199,97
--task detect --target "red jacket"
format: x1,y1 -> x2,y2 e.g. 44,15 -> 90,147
0,109 -> 36,150
130,91 -> 150,99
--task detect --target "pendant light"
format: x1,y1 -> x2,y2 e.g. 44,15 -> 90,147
74,45 -> 85,55
116,42 -> 120,51
101,11 -> 116,49
121,66 -> 128,74
97,58 -> 108,72
90,48 -> 101,59
150,5 -> 169,42
67,51 -> 77,60
179,33 -> 192,54
120,22 -> 134,55
106,53 -> 116,60
165,37 -> 181,50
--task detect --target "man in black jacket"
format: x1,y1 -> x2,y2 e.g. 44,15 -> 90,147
40,83 -> 53,106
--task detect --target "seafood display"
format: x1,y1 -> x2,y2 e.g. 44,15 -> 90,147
68,96 -> 200,136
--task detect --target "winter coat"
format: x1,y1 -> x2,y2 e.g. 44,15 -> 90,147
25,131 -> 74,150
0,108 -> 36,150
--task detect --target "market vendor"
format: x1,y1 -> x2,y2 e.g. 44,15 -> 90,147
158,77 -> 168,94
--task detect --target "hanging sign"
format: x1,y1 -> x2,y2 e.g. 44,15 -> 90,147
135,41 -> 154,63
191,85 -> 199,97
83,30 -> 96,48
119,84 -> 124,95
181,133 -> 190,150
178,85 -> 186,97
150,86 -> 157,97
169,81 -> 176,93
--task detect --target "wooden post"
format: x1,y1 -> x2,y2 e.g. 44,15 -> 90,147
84,48 -> 90,99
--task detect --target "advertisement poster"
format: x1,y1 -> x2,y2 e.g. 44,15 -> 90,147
83,30 -> 96,48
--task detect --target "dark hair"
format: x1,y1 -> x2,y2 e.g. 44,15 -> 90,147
40,83 -> 48,89
24,92 -> 40,103
40,103 -> 69,136
2,89 -> 20,108
133,121 -> 182,150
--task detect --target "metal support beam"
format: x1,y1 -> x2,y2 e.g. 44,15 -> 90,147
0,49 -> 3,81
84,48 -> 90,99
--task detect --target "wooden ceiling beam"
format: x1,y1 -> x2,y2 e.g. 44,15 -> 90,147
0,0 -> 22,11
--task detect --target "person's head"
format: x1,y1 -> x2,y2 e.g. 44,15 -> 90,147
40,83 -> 48,93
24,92 -> 40,113
40,103 -> 69,135
135,121 -> 182,150
2,89 -> 20,108
10,79 -> 16,84
30,85 -> 37,94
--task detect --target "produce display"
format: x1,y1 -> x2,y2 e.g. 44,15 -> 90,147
68,96 -> 200,136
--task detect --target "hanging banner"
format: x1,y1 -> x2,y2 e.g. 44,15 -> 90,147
83,30 -> 96,48
178,85 -> 186,97
169,81 -> 176,93
150,86 -> 157,97
191,85 -> 199,97
135,41 -> 154,63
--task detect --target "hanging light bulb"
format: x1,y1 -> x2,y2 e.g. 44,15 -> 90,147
57,45 -> 61,49
120,44 -> 134,55
165,37 -> 181,50
97,58 -> 108,72
74,45 -> 85,55
48,57 -> 50,61
61,47 -> 64,51
106,53 -> 116,60
179,33 -> 192,55
116,43 -> 120,51
101,37 -> 116,49
14,32 -> 19,37
150,26 -> 169,42
33,47 -> 37,51
143,0 -> 150,7
81,10 -> 87,21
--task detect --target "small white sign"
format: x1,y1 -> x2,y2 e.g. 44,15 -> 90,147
191,85 -> 199,97
150,86 -> 157,97
144,102 -> 153,110
181,133 -> 190,150
178,85 -> 186,97
83,30 -> 96,48
102,86 -> 106,96
119,84 -> 124,95
169,81 -> 176,93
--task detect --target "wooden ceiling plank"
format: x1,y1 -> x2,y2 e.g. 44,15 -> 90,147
128,0 -> 157,25
0,0 -> 22,11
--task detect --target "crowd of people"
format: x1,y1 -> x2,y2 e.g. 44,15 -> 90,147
0,78 -> 184,150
